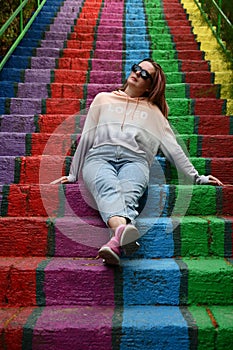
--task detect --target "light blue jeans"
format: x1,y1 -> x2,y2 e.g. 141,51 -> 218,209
82,145 -> 150,225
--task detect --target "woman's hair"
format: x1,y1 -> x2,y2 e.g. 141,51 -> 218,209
120,58 -> 169,118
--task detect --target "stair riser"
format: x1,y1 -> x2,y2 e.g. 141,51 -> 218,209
1,184 -> 233,217
1,131 -> 232,158
0,258 -> 232,307
0,216 -> 231,258
1,155 -> 233,185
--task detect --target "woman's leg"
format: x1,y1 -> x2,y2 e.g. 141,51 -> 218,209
108,216 -> 127,231
82,158 -> 131,225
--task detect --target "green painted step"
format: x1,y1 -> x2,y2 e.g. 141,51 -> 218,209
188,305 -> 233,349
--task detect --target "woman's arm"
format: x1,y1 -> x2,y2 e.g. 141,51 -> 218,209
50,94 -> 101,184
160,119 -> 223,186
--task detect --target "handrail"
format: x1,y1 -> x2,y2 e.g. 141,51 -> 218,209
0,0 -> 47,71
194,0 -> 233,63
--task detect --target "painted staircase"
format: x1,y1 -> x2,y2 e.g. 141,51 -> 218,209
0,0 -> 232,348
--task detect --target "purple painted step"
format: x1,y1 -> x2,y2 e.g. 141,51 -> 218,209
35,48 -> 62,58
0,156 -> 16,184
17,83 -> 48,98
42,258 -> 115,306
24,69 -> 52,83
40,39 -> 66,48
86,84 -> 119,97
6,98 -> 42,114
49,24 -> 75,32
0,115 -> 36,132
32,306 -> 114,350
0,133 -> 26,156
89,71 -> 122,83
31,57 -> 57,69
54,217 -> 108,257
91,58 -> 122,71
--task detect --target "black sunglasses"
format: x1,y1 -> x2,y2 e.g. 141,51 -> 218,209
131,64 -> 153,82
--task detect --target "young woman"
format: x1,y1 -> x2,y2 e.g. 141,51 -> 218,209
51,58 -> 223,265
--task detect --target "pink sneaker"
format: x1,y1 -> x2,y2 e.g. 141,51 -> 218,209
98,236 -> 121,265
115,224 -> 140,256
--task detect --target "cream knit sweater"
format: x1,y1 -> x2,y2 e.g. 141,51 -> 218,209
67,90 -> 209,185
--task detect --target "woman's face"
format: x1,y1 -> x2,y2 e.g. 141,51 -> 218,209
126,61 -> 155,97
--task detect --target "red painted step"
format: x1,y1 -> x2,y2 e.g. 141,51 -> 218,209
197,115 -> 232,135
181,60 -> 210,72
193,98 -> 226,115
188,83 -> 220,98
201,136 -> 233,157
184,71 -> 213,84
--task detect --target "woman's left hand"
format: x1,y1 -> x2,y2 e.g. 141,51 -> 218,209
208,175 -> 224,186
50,176 -> 70,185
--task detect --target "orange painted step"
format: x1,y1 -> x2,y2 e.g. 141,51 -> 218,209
37,113 -> 84,133
65,40 -> 94,49
18,155 -> 68,184
50,83 -> 85,99
62,48 -> 94,58
53,70 -> 87,83
57,57 -> 89,71
45,98 -> 81,115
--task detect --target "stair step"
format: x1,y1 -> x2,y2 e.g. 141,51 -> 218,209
42,96 -> 227,116
0,113 -> 205,133
2,56 -> 212,74
0,130 -> 232,157
0,127 -> 232,156
0,257 -> 232,307
1,184 -> 233,217
0,68 -> 214,86
1,305 -> 232,349
1,154 -> 232,185
0,81 -> 221,99
0,216 -> 231,258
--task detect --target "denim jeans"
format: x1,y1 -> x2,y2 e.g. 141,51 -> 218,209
82,145 -> 150,225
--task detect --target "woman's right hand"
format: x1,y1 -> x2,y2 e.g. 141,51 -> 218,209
50,176 -> 70,185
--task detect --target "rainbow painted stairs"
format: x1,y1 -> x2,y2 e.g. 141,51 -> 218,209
0,0 -> 233,348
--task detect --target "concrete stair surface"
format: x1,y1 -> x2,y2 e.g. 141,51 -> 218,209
0,0 -> 232,348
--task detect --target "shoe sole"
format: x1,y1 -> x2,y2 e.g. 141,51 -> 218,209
120,225 -> 140,256
98,246 -> 120,265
